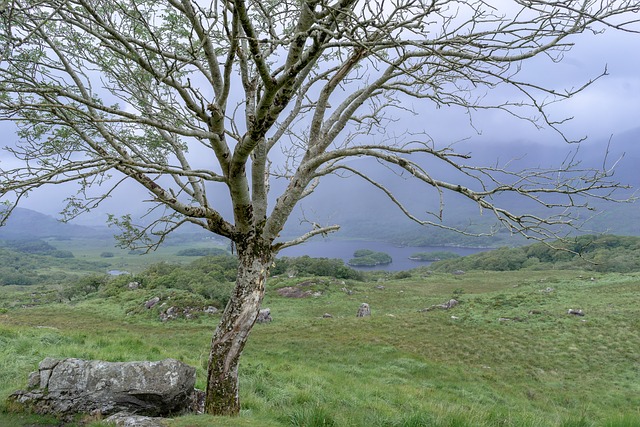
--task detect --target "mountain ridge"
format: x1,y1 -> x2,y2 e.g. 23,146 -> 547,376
0,207 -> 109,240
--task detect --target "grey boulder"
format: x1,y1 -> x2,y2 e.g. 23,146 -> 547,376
11,358 -> 196,418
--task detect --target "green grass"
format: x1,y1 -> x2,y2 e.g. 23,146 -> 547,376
1,269 -> 639,426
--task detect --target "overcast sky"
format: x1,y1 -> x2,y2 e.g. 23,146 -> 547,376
2,15 -> 640,224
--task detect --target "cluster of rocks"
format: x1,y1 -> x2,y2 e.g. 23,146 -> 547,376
276,286 -> 322,298
419,298 -> 459,312
143,296 -> 218,322
275,279 -> 333,298
158,305 -> 218,322
9,358 -> 202,426
320,302 -> 373,319
127,281 -> 141,290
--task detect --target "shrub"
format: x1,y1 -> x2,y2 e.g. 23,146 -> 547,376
59,275 -> 106,301
123,256 -> 240,309
393,271 -> 412,279
272,256 -> 363,281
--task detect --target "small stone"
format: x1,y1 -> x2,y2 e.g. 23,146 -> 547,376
356,303 -> 371,317
256,308 -> 272,323
204,306 -> 218,315
144,297 -> 160,309
498,317 -> 523,322
322,313 -> 333,318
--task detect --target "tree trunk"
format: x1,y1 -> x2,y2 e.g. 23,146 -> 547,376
204,238 -> 272,415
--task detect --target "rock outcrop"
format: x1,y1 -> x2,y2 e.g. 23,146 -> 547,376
10,358 -> 196,418
356,303 -> 371,317
256,308 -> 272,323
419,298 -> 459,312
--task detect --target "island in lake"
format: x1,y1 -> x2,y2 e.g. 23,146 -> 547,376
348,249 -> 393,267
409,251 -> 461,262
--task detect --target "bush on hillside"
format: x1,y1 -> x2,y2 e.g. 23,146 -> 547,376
60,275 -> 107,301
272,256 -> 364,280
114,255 -> 240,308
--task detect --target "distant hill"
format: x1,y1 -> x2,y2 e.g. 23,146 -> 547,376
0,208 -> 109,240
430,234 -> 640,273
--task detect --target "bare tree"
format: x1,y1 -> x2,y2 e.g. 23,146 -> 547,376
0,0 -> 638,416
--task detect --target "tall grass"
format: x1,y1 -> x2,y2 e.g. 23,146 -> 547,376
1,270 -> 639,426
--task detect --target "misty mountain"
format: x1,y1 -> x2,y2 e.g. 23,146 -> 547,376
3,129 -> 637,247
283,128 -> 640,245
0,207 -> 110,240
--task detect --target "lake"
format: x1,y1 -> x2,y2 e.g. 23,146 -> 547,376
278,239 -> 490,271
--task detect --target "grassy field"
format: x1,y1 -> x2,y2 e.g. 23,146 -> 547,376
49,236 -> 230,274
1,268 -> 639,426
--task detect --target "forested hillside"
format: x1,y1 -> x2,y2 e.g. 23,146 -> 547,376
0,241 -> 111,286
430,235 -> 640,273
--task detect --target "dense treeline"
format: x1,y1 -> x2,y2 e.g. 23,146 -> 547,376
430,235 -> 640,273
0,239 -> 74,258
0,246 -> 109,286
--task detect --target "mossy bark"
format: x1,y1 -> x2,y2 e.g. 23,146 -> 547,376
204,237 -> 272,415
